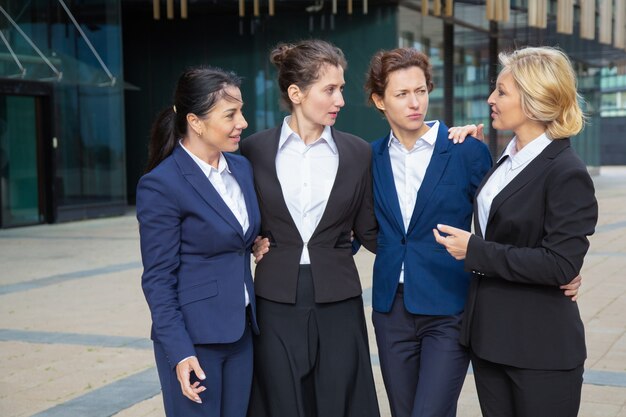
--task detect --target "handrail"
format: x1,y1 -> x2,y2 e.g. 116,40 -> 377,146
57,0 -> 116,87
0,5 -> 62,81
0,29 -> 26,78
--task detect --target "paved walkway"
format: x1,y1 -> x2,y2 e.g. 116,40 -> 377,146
1,167 -> 625,417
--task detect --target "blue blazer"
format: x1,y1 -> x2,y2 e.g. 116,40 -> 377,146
137,145 -> 261,368
371,121 -> 492,316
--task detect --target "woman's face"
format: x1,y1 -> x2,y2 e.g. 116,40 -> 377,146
372,66 -> 430,141
197,86 -> 248,153
487,71 -> 528,134
297,64 -> 345,127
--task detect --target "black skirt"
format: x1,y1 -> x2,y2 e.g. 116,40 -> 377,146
247,265 -> 381,417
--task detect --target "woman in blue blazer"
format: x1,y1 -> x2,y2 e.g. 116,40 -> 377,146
435,47 -> 598,416
136,67 -> 261,417
364,48 -> 492,417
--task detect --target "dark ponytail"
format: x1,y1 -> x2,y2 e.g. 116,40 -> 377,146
145,66 -> 242,172
146,107 -> 178,172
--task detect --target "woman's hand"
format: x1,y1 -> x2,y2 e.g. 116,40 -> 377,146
433,224 -> 471,260
175,356 -> 206,403
448,123 -> 484,144
252,236 -> 270,263
560,275 -> 582,301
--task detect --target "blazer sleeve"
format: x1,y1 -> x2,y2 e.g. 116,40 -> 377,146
352,149 -> 378,254
465,160 -> 598,286
137,173 -> 196,367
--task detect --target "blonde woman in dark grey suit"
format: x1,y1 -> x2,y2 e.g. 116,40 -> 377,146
434,46 -> 598,417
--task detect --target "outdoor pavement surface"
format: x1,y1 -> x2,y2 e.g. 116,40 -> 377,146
0,166 -> 625,417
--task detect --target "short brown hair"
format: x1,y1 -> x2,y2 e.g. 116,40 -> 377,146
365,48 -> 434,110
270,39 -> 347,111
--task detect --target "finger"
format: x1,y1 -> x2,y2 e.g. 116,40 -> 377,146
191,360 -> 206,381
178,370 -> 201,403
448,127 -> 461,142
560,276 -> 581,290
570,275 -> 582,285
191,381 -> 206,394
560,282 -> 580,290
456,126 -> 474,143
254,253 -> 264,264
179,358 -> 206,403
476,124 -> 485,140
571,294 -> 578,302
436,223 -> 457,236
433,228 -> 446,245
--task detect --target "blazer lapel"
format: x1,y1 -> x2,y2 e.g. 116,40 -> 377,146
473,154 -> 509,239
173,146 -> 244,239
311,129 -> 345,236
225,153 -> 259,243
407,123 -> 451,234
485,139 -> 568,229
372,135 -> 405,233
256,128 -> 301,234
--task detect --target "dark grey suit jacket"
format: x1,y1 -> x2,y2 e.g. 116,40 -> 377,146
461,138 -> 598,370
240,126 -> 377,304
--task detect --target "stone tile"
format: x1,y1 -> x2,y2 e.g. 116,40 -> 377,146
0,341 -> 153,417
112,395 -> 164,417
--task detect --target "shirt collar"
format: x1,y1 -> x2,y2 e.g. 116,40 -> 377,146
387,120 -> 439,149
179,141 -> 230,177
497,132 -> 552,169
278,116 -> 337,154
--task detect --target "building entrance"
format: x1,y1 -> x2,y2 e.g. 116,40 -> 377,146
0,92 -> 51,228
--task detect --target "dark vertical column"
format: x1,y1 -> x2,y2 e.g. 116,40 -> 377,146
488,20 -> 499,159
443,20 -> 454,126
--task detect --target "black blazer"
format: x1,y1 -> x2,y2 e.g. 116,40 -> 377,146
240,126 -> 377,304
461,138 -> 598,370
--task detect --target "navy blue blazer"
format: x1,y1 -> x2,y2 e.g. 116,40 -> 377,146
371,121 -> 492,316
137,145 -> 261,368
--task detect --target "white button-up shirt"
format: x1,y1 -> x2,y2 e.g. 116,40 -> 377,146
275,116 -> 339,264
388,120 -> 439,283
477,133 -> 552,237
180,142 -> 250,306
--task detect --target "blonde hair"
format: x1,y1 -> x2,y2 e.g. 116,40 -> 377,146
499,46 -> 585,139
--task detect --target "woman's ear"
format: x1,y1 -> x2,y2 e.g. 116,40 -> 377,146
288,84 -> 302,105
186,113 -> 202,136
371,93 -> 385,112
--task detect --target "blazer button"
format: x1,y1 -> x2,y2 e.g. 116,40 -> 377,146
238,250 -> 245,256
401,238 -> 406,245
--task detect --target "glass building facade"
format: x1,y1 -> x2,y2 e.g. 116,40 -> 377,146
0,0 -> 125,227
1,0 -> 624,226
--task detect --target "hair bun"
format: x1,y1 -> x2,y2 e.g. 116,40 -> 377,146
270,43 -> 295,67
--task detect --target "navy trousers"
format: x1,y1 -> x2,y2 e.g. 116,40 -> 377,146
154,324 -> 253,417
372,285 -> 469,417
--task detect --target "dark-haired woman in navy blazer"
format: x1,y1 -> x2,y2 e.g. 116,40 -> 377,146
137,67 -> 260,417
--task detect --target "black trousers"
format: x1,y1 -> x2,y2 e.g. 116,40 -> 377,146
471,353 -> 584,417
247,265 -> 380,417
